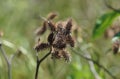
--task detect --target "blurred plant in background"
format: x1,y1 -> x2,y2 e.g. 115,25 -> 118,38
1,0 -> 120,79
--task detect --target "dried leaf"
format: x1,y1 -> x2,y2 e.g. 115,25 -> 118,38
66,35 -> 75,47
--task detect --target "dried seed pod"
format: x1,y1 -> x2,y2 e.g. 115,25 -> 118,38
47,32 -> 54,45
61,50 -> 71,62
51,50 -> 62,59
53,42 -> 66,49
35,21 -> 47,35
48,21 -> 56,31
65,19 -> 72,34
34,43 -> 50,52
53,34 -> 66,49
56,23 -> 63,32
47,12 -> 57,20
66,35 -> 75,47
34,15 -> 76,62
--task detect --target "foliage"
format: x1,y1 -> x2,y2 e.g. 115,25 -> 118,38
0,0 -> 120,79
93,12 -> 120,39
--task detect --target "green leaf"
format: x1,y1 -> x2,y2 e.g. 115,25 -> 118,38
92,12 -> 120,39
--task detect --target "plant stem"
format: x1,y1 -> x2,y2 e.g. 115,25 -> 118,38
8,63 -> 12,79
35,51 -> 51,79
71,48 -> 116,79
0,43 -> 12,79
105,0 -> 120,13
35,60 -> 40,79
85,52 -> 102,79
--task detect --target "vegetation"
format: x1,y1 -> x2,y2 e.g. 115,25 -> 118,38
0,0 -> 120,79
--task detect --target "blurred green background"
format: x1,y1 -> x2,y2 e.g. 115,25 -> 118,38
0,0 -> 120,79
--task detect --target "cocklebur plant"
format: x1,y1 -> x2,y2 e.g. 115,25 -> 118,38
34,12 -> 76,79
34,13 -> 75,62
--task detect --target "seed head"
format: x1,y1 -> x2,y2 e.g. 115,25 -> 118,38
34,13 -> 76,62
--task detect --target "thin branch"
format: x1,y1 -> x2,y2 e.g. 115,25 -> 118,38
39,15 -> 47,21
0,43 -> 11,79
35,51 -> 51,79
10,52 -> 18,63
0,42 -> 20,79
71,48 -> 117,79
105,0 -> 120,13
85,52 -> 102,79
